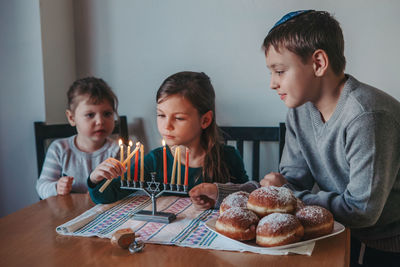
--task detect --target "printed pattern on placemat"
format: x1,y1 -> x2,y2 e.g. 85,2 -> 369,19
64,195 -> 220,248
172,209 -> 219,247
74,194 -> 150,235
135,197 -> 193,241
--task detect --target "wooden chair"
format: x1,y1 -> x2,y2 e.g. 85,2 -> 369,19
220,123 -> 286,181
34,115 -> 129,176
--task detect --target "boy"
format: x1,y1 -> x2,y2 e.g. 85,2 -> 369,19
189,10 -> 400,266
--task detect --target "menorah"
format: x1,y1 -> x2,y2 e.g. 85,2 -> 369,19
120,172 -> 188,223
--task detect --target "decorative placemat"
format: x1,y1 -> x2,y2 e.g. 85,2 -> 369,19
56,194 -> 315,255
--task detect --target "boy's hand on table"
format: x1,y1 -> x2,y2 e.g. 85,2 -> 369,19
189,183 -> 217,210
89,158 -> 125,184
260,172 -> 287,187
57,176 -> 74,195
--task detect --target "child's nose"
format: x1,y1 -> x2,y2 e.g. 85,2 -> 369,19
270,77 -> 279,90
95,114 -> 104,125
165,118 -> 174,130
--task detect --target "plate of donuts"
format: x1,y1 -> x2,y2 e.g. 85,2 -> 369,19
205,218 -> 345,250
206,187 -> 346,250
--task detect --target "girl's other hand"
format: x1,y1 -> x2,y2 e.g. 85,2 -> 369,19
89,158 -> 125,184
189,183 -> 217,210
57,176 -> 74,195
260,172 -> 287,187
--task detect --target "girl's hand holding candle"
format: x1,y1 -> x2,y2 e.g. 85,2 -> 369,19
99,142 -> 140,193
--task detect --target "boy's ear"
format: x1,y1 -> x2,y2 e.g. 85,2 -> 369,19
200,110 -> 213,129
65,109 -> 76,126
312,49 -> 329,77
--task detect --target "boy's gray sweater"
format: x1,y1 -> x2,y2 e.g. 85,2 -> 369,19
216,75 -> 400,252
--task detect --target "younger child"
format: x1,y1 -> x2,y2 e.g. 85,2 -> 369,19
88,71 -> 248,204
36,77 -> 120,199
189,10 -> 400,266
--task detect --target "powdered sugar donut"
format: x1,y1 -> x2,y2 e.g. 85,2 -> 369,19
295,205 -> 334,240
220,191 -> 250,214
215,207 -> 259,241
247,186 -> 297,217
256,213 -> 304,247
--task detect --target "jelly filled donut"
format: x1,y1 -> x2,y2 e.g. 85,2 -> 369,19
256,213 -> 304,247
220,191 -> 250,214
247,186 -> 297,217
295,205 -> 334,240
215,207 -> 259,241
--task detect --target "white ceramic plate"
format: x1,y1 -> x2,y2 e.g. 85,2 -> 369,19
205,218 -> 345,250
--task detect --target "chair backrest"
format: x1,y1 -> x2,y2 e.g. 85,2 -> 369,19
34,115 -> 129,177
220,123 -> 286,181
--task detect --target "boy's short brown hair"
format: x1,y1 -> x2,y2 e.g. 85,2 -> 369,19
263,10 -> 346,75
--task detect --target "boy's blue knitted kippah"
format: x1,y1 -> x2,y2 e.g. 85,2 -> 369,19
269,10 -> 314,33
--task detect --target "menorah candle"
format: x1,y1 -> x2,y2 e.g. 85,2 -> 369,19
177,147 -> 181,185
133,142 -> 138,182
119,139 -> 124,181
127,141 -> 133,182
184,147 -> 189,186
100,142 -> 140,193
140,144 -> 144,182
170,147 -> 178,185
162,139 -> 167,184
122,142 -> 140,166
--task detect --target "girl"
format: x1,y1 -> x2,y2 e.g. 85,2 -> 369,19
36,77 -> 121,199
88,71 -> 248,204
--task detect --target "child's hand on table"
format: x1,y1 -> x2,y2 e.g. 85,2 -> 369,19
57,176 -> 74,195
260,172 -> 287,187
89,158 -> 126,184
189,183 -> 217,210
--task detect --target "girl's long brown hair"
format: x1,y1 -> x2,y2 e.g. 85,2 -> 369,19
156,71 -> 230,183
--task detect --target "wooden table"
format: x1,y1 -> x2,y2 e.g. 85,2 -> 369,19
0,194 -> 350,267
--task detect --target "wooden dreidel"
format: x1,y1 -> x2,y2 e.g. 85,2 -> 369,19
111,228 -> 136,249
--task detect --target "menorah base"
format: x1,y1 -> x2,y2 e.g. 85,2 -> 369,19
133,210 -> 177,223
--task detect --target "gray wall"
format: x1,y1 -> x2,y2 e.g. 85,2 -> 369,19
0,0 -> 45,216
1,0 -> 399,216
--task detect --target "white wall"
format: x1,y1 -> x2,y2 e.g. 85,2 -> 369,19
0,0 -> 45,216
72,0 -> 400,176
1,0 -> 399,216
40,0 -> 77,124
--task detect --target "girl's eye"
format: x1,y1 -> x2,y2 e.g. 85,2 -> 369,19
157,114 -> 165,118
104,111 -> 113,117
86,113 -> 95,118
176,117 -> 185,121
276,71 -> 284,76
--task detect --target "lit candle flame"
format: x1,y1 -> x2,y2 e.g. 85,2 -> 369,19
129,140 -> 133,147
162,139 -> 166,146
136,142 -> 140,147
119,139 -> 122,146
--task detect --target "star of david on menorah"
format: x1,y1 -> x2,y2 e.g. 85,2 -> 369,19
120,172 -> 188,224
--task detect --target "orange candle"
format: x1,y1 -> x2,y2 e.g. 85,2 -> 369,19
177,147 -> 181,185
127,141 -> 132,182
119,139 -> 124,181
184,147 -> 189,186
134,142 -> 139,182
162,139 -> 167,184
